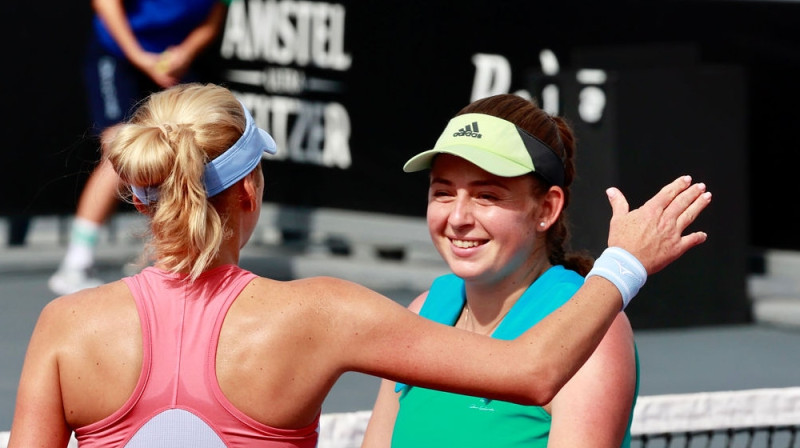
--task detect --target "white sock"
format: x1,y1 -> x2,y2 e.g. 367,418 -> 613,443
61,217 -> 101,271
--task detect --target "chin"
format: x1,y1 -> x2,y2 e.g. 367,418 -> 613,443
447,264 -> 487,281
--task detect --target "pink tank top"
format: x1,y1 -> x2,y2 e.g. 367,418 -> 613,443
74,265 -> 320,447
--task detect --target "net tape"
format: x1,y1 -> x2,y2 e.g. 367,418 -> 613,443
632,387 -> 800,448
3,388 -> 799,448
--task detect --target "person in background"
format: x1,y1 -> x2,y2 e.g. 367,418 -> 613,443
48,0 -> 230,295
363,94 -> 673,447
11,83 -> 711,447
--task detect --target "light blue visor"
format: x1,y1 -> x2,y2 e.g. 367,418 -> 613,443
132,101 -> 276,204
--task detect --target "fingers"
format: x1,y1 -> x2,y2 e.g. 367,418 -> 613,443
637,174 -> 712,231
155,50 -> 171,74
641,175 -> 693,213
657,180 -> 711,229
606,175 -> 700,228
679,230 -> 709,252
604,174 -> 712,275
152,74 -> 179,89
675,186 -> 712,231
605,187 -> 629,218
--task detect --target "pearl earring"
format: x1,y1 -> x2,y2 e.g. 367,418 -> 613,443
539,222 -> 546,228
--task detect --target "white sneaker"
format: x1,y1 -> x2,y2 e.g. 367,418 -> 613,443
48,268 -> 104,295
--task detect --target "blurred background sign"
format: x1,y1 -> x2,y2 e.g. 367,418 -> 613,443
4,0 -> 800,327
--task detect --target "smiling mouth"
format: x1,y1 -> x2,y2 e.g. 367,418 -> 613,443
451,238 -> 484,248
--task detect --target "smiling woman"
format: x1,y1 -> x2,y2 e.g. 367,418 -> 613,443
426,155 -> 551,289
364,94 -> 644,448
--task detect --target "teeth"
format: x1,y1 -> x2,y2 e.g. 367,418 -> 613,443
452,239 -> 480,248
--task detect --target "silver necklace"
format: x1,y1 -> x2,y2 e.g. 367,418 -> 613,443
464,304 -> 508,336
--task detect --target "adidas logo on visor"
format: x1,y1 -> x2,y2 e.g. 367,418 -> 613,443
453,121 -> 482,138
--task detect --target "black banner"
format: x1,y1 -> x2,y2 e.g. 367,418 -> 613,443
3,0 -> 800,327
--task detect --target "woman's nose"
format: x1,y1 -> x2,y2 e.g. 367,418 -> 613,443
448,193 -> 474,228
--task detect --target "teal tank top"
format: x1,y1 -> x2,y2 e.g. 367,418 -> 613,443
392,266 -> 639,447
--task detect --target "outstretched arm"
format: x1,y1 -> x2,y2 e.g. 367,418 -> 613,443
340,175 -> 710,408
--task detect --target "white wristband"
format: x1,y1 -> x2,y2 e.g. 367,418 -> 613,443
585,247 -> 647,309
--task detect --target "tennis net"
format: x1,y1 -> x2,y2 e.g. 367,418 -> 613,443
5,388 -> 798,448
631,387 -> 800,448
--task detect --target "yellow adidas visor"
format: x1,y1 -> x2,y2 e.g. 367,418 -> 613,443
403,113 -> 565,187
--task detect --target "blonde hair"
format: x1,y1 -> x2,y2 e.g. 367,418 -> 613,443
106,83 -> 248,281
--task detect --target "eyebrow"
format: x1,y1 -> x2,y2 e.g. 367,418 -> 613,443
429,176 -> 512,191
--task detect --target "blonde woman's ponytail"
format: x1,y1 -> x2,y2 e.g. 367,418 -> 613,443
106,83 -> 246,281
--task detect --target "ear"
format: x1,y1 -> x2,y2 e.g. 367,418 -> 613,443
240,171 -> 259,212
537,186 -> 565,231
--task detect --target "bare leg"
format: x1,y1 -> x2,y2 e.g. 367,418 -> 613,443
49,126 -> 124,295
74,157 -> 122,224
77,124 -> 124,224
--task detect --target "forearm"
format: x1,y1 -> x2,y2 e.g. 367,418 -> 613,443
174,3 -> 227,60
92,0 -> 146,64
512,276 -> 622,404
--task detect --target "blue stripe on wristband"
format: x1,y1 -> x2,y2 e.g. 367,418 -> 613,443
585,247 -> 647,309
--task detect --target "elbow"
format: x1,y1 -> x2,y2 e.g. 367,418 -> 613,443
523,379 -> 560,407
537,380 -> 562,406
513,363 -> 567,406
493,340 -> 576,406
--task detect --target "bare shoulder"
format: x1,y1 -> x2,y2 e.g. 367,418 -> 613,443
43,280 -> 132,321
238,275 -> 407,332
39,280 -> 139,343
407,291 -> 429,314
246,275 -> 388,305
235,275 -> 374,316
18,279 -> 140,397
586,311 -> 635,368
607,311 -> 634,341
